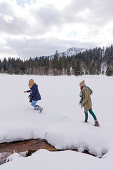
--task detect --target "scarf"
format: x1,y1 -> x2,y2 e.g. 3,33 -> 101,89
79,86 -> 93,104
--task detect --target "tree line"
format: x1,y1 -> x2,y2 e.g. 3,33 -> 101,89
0,46 -> 113,76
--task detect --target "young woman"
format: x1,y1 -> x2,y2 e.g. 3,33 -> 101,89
24,79 -> 43,112
79,80 -> 99,127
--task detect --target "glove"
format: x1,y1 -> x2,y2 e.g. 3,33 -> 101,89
79,100 -> 82,105
79,101 -> 83,108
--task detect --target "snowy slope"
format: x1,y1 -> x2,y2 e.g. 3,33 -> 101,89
49,47 -> 86,58
59,47 -> 86,56
0,75 -> 113,169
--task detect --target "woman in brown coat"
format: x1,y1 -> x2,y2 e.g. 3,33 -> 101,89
79,80 -> 99,127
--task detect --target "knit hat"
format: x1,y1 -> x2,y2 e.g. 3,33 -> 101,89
79,80 -> 85,88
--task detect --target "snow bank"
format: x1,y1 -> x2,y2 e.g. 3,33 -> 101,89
0,149 -> 113,170
45,122 -> 111,157
5,153 -> 22,162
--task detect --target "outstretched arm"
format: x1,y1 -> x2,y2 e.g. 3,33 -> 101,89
24,90 -> 31,93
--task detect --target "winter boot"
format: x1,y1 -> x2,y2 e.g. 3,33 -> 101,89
39,107 -> 43,113
85,120 -> 88,123
34,105 -> 39,110
35,105 -> 43,113
94,120 -> 100,127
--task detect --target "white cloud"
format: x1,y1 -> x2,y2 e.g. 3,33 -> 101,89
0,0 -> 113,59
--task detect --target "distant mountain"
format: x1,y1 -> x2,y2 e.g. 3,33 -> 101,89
59,47 -> 86,56
48,47 -> 86,58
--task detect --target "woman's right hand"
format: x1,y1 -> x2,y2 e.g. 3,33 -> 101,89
24,91 -> 27,93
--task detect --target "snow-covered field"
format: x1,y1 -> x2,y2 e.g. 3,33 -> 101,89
0,75 -> 113,170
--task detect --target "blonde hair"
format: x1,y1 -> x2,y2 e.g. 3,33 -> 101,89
28,79 -> 35,88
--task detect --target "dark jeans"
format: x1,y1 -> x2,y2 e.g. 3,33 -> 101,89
85,109 -> 97,121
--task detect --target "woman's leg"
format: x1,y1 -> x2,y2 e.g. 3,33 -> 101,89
31,100 -> 37,108
31,100 -> 43,112
89,109 -> 97,121
85,112 -> 88,122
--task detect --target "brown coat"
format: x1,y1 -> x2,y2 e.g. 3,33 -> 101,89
82,87 -> 92,112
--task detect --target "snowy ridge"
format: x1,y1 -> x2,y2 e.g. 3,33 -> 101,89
48,47 -> 86,58
59,47 -> 86,57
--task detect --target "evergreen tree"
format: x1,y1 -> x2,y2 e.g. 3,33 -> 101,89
67,65 -> 71,75
0,60 -> 2,72
89,62 -> 95,75
8,64 -> 13,74
2,58 -> 8,72
74,61 -> 82,75
52,51 -> 59,75
106,67 -> 112,76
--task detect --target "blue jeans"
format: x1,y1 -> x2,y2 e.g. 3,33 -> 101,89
31,100 -> 38,108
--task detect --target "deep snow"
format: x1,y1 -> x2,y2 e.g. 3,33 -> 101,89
0,75 -> 113,170
1,149 -> 113,170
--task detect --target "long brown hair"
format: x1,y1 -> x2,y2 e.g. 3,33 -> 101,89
28,79 -> 35,88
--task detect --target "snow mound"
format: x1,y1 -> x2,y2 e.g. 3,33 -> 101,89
45,122 -> 111,157
5,153 -> 22,163
1,149 -> 113,170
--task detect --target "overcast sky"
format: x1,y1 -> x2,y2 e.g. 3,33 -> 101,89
0,0 -> 113,59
